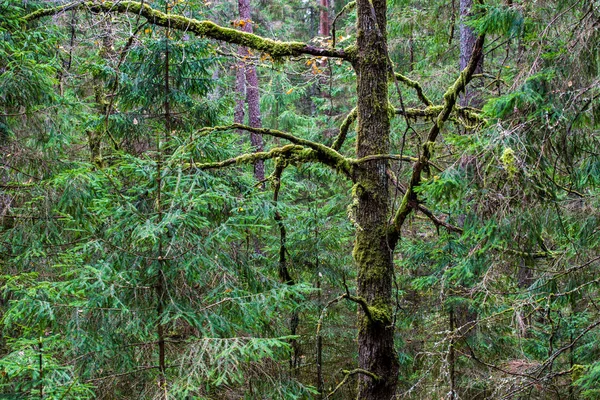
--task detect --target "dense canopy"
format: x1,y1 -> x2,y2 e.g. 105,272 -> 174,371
0,0 -> 599,399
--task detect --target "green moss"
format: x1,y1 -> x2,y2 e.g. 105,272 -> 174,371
500,147 -> 517,178
367,304 -> 392,325
343,44 -> 358,61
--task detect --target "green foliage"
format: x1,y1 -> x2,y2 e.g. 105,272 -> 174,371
1,0 -> 599,399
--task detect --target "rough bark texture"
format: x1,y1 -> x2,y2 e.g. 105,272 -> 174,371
319,0 -> 329,37
459,0 -> 483,106
353,0 -> 399,398
237,0 -> 265,182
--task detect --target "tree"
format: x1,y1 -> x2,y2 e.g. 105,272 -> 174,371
235,0 -> 265,182
3,0 -> 599,398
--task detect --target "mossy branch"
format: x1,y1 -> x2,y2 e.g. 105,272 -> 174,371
200,124 -> 352,176
342,293 -> 372,320
353,154 -> 418,164
387,169 -> 463,234
186,145 -> 304,170
326,368 -> 380,399
390,34 -> 485,240
24,1 -> 348,59
394,73 -> 433,107
332,105 -> 484,152
332,107 -> 357,151
331,1 -> 356,49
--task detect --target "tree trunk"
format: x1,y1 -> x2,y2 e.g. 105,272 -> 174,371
89,15 -> 113,169
459,0 -> 483,106
354,0 -> 399,398
319,0 -> 329,37
237,0 -> 264,182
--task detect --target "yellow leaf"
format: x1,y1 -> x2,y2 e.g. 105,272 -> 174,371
286,88 -> 294,94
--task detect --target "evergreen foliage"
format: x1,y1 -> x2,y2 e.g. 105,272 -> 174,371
0,0 -> 599,398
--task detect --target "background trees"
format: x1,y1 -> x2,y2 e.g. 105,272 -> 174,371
1,0 -> 599,399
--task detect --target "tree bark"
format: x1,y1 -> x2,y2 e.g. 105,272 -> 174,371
319,0 -> 329,37
237,0 -> 264,182
353,0 -> 399,398
459,0 -> 483,106
89,15 -> 113,168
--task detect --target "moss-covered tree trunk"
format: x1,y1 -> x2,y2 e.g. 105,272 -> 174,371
353,0 -> 399,398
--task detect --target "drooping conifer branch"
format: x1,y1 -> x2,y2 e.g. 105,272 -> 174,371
24,1 -> 349,59
390,34 -> 485,242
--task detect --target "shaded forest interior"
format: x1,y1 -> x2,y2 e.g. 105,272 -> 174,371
1,0 -> 599,398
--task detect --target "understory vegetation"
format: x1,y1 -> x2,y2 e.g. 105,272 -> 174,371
0,0 -> 599,398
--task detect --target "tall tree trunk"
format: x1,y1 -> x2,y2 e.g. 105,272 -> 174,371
89,15 -> 113,168
459,0 -> 483,106
237,0 -> 264,182
354,0 -> 399,398
318,0 -> 329,37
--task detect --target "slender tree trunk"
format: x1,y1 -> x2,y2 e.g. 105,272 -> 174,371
89,15 -> 113,168
234,63 -> 245,126
449,308 -> 456,400
354,0 -> 399,398
319,0 -> 329,37
237,0 -> 264,182
459,0 -> 483,106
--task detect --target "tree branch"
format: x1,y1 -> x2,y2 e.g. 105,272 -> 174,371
354,154 -> 418,164
332,107 -> 357,151
186,144 -> 304,170
331,105 -> 484,152
24,1 -> 349,59
394,73 -> 433,107
326,368 -> 380,399
390,33 -> 485,242
386,169 -> 463,234
200,124 -> 352,176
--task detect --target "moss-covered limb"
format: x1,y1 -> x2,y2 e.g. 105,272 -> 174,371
333,106 -> 470,152
326,367 -> 380,399
389,34 -> 485,240
24,1 -> 348,59
332,1 -> 357,48
386,169 -> 462,234
394,105 -> 486,126
342,293 -> 372,321
187,144 -> 303,170
394,73 -> 433,107
353,154 -> 418,164
202,124 -> 353,176
316,294 -> 346,336
332,107 -> 357,151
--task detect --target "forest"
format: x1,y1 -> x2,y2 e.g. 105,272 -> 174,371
0,0 -> 599,398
